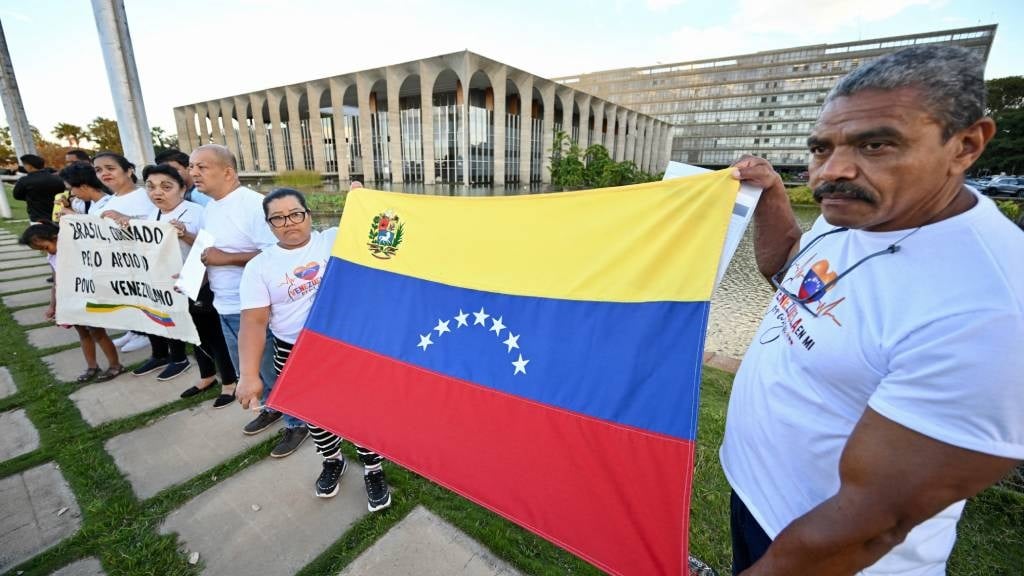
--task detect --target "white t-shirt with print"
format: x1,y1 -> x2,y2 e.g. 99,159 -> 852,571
239,228 -> 337,343
146,200 -> 205,262
720,191 -> 1024,576
103,187 -> 156,218
202,186 -> 277,315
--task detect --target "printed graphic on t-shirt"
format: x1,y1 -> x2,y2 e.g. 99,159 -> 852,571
758,253 -> 847,350
279,260 -> 325,301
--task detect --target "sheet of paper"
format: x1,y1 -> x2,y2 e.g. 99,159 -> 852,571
663,161 -> 762,289
174,229 -> 214,301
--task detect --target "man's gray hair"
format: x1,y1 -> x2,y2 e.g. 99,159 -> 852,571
825,45 -> 986,140
193,144 -> 238,171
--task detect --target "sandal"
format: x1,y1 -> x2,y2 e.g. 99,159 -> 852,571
76,367 -> 102,383
95,365 -> 127,383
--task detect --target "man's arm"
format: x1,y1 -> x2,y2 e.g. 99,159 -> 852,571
743,408 -> 1019,576
202,247 -> 261,267
237,306 -> 270,409
731,156 -> 803,282
12,178 -> 28,201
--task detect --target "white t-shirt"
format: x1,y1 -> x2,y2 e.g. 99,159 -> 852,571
720,192 -> 1024,575
239,228 -> 338,343
103,187 -> 156,218
146,200 -> 205,262
202,186 -> 277,315
85,194 -> 112,216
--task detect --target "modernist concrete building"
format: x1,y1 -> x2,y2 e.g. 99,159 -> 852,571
555,25 -> 997,170
174,51 -> 674,185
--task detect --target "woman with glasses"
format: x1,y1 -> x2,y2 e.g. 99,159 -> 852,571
237,189 -> 392,511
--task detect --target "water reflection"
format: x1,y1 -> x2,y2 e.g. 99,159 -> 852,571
247,177 -> 820,361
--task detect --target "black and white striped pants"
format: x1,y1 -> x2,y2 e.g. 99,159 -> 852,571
273,337 -> 382,467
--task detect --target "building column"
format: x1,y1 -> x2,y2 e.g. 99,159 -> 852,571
285,86 -> 305,171
518,77 -> 533,185
637,117 -> 649,171
663,124 -> 674,167
219,99 -> 242,169
492,66 -> 507,185
196,103 -> 210,145
560,91 -> 574,143
577,96 -> 591,151
419,68 -> 436,185
183,105 -> 200,151
624,112 -> 637,165
329,78 -> 351,181
173,108 -> 192,153
305,83 -> 327,173
460,75 -> 471,186
356,74 -> 376,181
540,83 -> 555,184
613,108 -> 626,161
266,90 -> 288,173
643,117 -> 653,169
591,101 -> 605,150
248,94 -> 270,172
207,100 -> 225,146
0,18 -> 37,159
385,68 -> 403,183
233,96 -> 255,172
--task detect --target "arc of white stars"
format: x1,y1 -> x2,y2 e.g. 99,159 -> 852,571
473,307 -> 489,326
454,309 -> 469,328
434,319 -> 450,336
417,333 -> 433,351
512,354 -> 529,375
489,316 -> 505,337
503,333 -> 520,353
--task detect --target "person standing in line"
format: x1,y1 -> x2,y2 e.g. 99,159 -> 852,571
92,151 -> 158,354
155,149 -> 212,206
237,188 -> 392,510
13,154 -> 65,224
190,144 -> 309,457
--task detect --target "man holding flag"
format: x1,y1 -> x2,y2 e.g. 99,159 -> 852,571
724,45 -> 1023,575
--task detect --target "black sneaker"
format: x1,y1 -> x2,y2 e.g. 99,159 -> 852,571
156,359 -> 191,381
242,410 -> 282,435
132,357 -> 169,376
364,468 -> 392,512
315,456 -> 348,498
270,425 -> 309,458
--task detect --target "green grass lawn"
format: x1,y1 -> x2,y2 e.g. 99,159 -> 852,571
0,199 -> 1020,575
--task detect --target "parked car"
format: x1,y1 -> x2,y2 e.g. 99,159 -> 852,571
965,176 -> 991,189
982,176 -> 1024,198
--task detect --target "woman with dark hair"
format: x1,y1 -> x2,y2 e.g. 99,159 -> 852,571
58,162 -> 113,216
93,151 -> 157,353
237,189 -> 391,510
21,221 -> 124,383
131,164 -> 238,399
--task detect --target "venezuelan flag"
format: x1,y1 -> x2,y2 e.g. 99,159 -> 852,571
268,169 -> 739,576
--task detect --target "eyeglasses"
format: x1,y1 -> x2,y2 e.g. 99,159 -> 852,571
770,226 -> 918,317
267,210 -> 309,228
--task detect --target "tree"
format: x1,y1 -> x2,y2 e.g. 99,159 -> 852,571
151,126 -> 178,154
87,117 -> 122,153
549,130 -> 660,190
976,76 -> 1024,175
52,122 -> 86,147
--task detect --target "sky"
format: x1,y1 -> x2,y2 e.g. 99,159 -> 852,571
1,0 -> 1022,143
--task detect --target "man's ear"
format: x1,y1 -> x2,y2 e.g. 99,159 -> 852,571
951,117 -> 996,175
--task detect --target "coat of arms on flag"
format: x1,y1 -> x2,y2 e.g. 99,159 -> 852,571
269,170 -> 739,575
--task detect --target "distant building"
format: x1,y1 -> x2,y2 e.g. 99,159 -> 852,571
174,51 -> 673,184
554,25 -> 996,170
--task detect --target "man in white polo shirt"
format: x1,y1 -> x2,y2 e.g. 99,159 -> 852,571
190,145 -> 309,458
723,45 -> 1022,575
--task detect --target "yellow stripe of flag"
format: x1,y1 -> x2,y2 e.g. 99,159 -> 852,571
333,169 -> 739,302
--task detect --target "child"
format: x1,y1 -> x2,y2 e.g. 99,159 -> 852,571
20,223 -> 125,383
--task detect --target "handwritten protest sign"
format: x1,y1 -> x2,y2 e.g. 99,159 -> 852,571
55,214 -> 200,344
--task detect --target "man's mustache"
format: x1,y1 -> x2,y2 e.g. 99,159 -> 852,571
812,182 -> 876,204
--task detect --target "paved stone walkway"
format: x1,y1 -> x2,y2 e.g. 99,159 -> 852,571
0,232 -> 535,576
